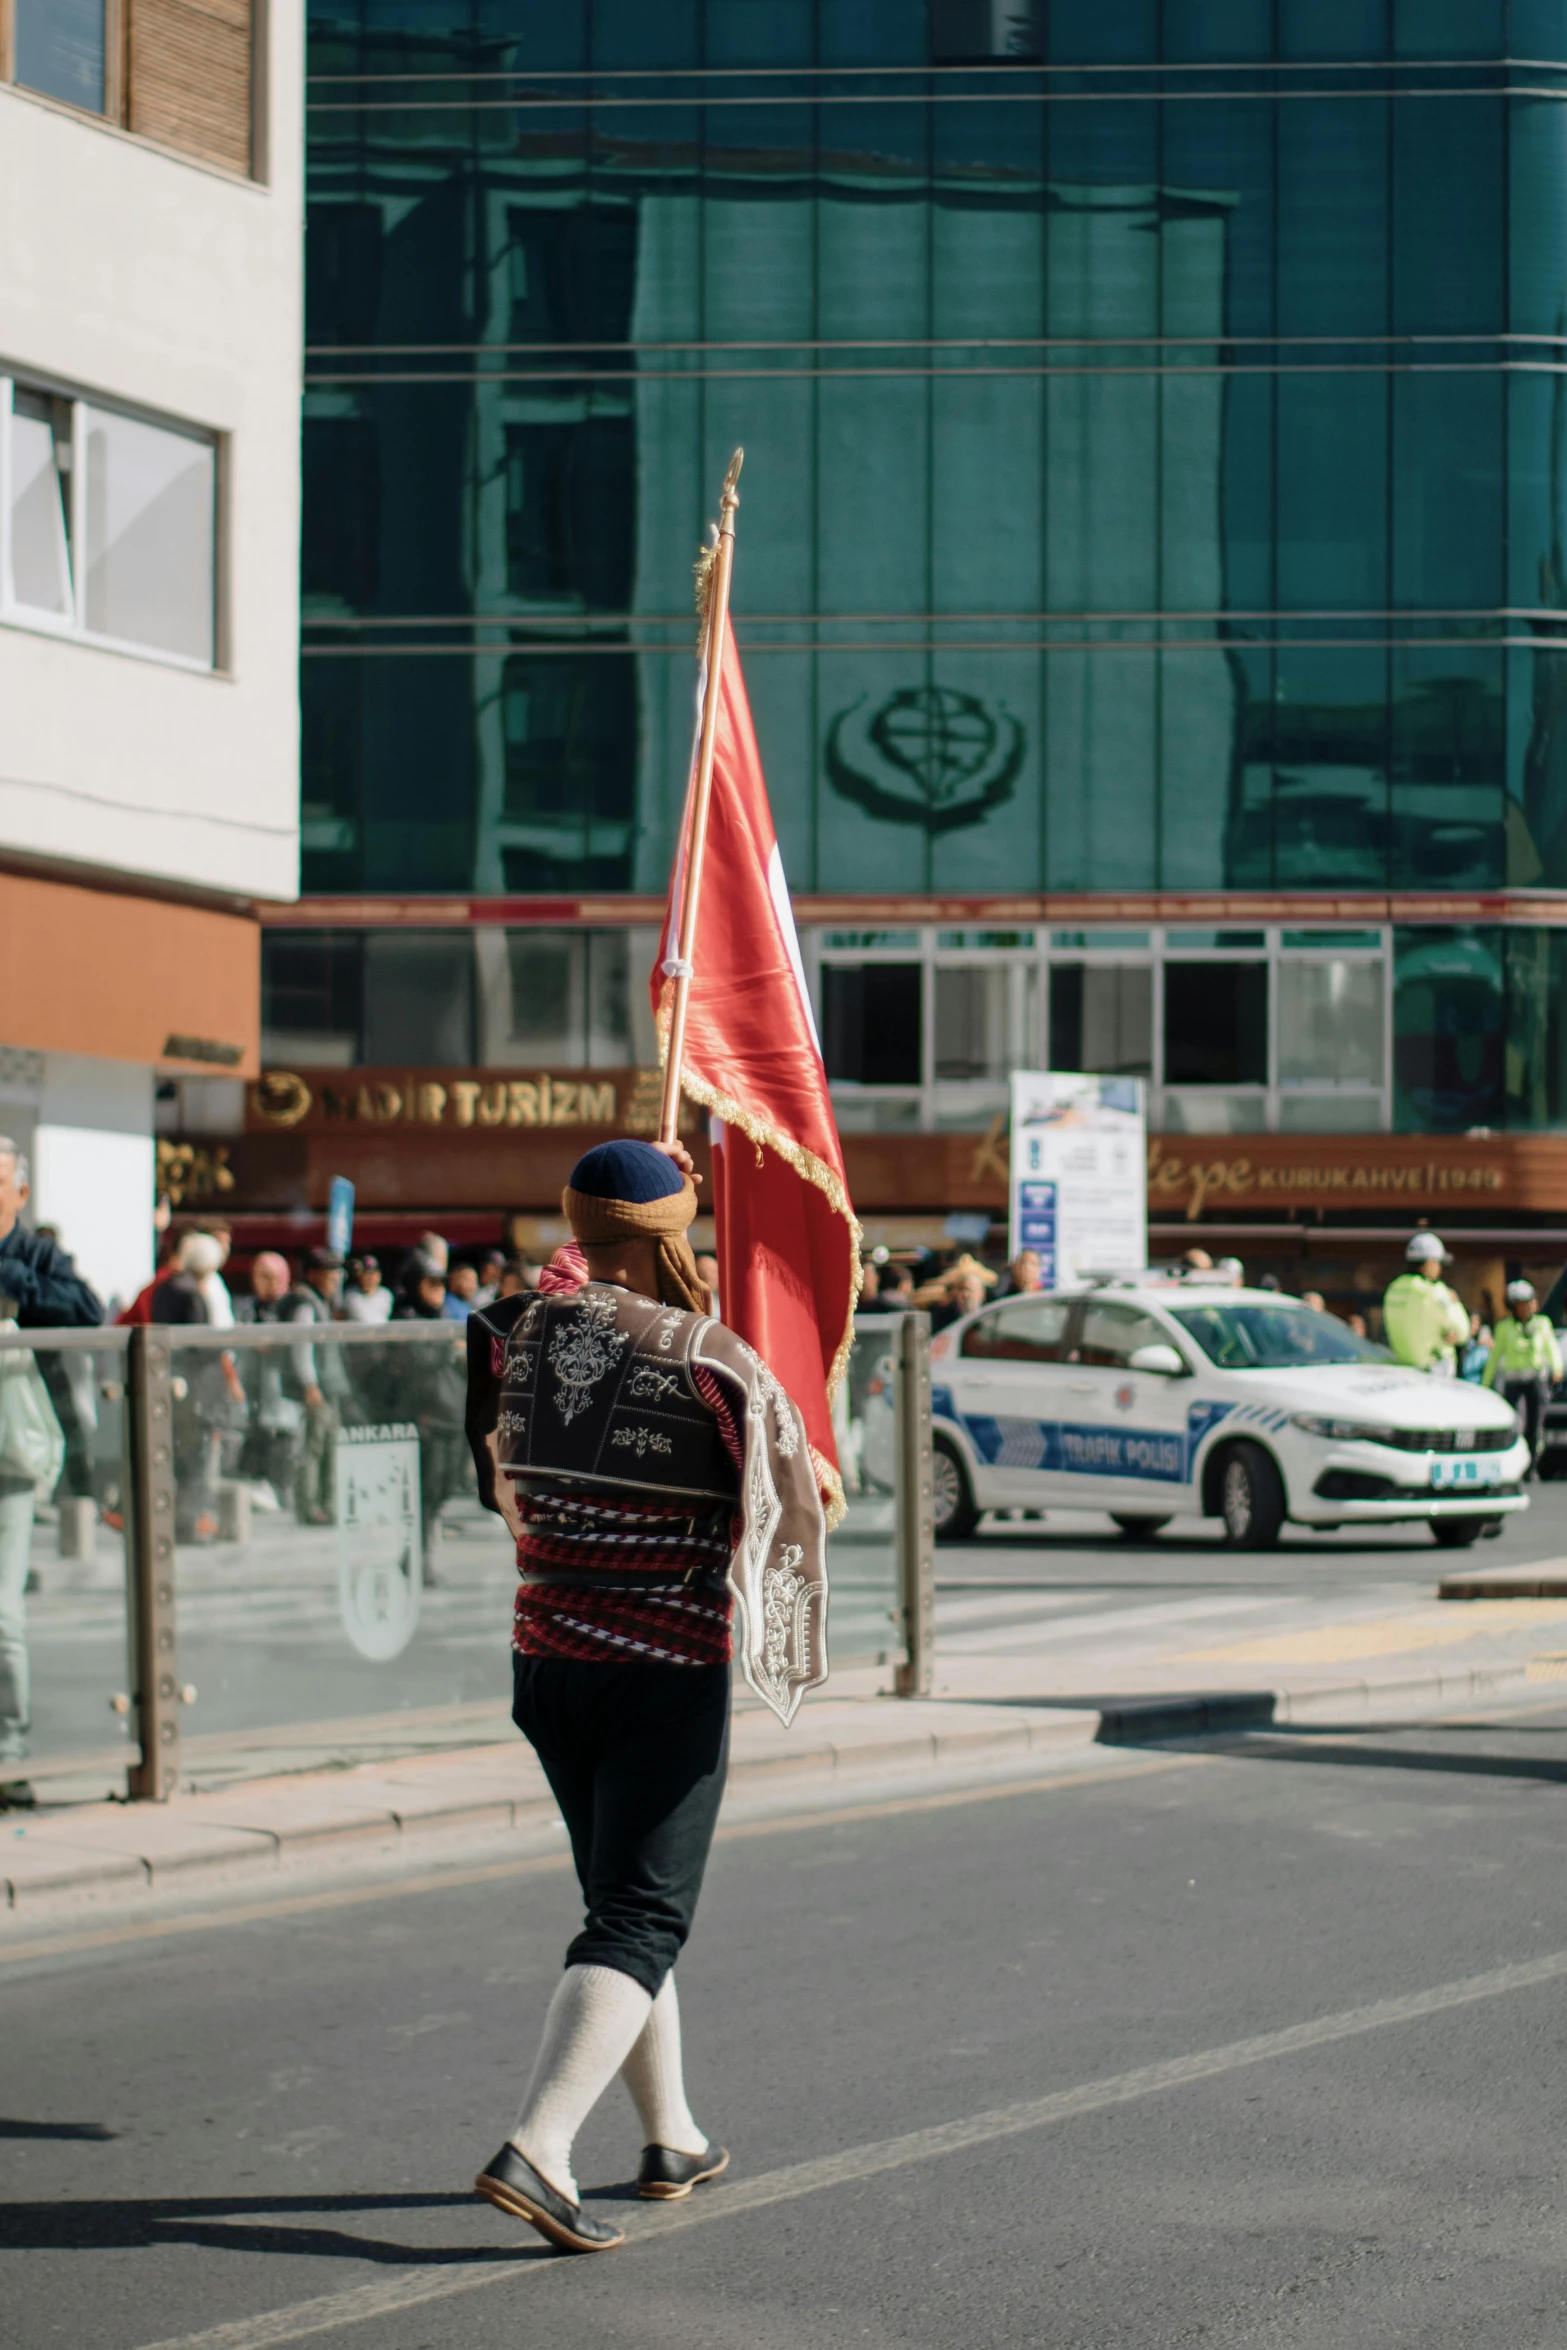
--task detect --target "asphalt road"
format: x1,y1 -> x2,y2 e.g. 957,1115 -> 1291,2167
10,1694 -> 1567,2348
937,1477 -> 1567,1608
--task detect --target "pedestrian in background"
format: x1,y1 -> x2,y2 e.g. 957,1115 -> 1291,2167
443,1263 -> 480,1322
1483,1280 -> 1562,1475
397,1253 -> 448,1320
287,1248 -> 351,1524
342,1253 -> 392,1324
235,1253 -> 305,1505
497,1259 -> 531,1300
996,1247 -> 1043,1299
913,1253 -> 996,1332
1300,1290 -> 1326,1313
1383,1233 -> 1469,1375
150,1230 -> 242,1542
1459,1312 -> 1494,1385
474,1249 -> 507,1307
0,1136 -> 100,1808
876,1262 -> 914,1312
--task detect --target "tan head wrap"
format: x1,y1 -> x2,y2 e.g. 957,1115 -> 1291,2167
561,1174 -> 712,1315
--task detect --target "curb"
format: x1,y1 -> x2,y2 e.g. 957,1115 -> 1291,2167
0,1705 -> 1103,1917
3,1662 -> 1546,1919
1092,1662 -> 1532,1747
1439,1567 -> 1567,1600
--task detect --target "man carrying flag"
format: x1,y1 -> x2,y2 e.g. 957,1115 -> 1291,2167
463,452 -> 852,2253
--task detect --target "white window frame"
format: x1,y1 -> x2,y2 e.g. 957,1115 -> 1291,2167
0,369 -> 219,674
808,924 -> 1392,1135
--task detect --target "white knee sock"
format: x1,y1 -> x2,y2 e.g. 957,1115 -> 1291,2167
619,1973 -> 708,2155
510,1963 -> 653,2202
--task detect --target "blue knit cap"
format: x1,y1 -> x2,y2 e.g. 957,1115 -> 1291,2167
566,1138 -> 685,1205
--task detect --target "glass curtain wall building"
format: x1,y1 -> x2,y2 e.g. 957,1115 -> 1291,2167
294,0 -> 1567,1137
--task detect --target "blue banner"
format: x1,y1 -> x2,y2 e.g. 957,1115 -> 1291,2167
326,1176 -> 355,1258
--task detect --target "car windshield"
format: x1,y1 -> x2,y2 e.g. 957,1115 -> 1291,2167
1168,1302 -> 1391,1371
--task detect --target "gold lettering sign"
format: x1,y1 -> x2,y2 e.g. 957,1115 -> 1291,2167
1146,1139 -> 1504,1224
248,1069 -> 633,1132
156,1139 -> 235,1206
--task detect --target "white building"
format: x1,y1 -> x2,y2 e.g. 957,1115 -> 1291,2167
0,1 -> 302,1307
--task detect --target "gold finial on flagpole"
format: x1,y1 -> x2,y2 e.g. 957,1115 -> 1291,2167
693,447 -> 743,623
662,449 -> 744,1146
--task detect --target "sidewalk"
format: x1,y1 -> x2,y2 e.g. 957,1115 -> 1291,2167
0,1692 -> 1106,1916
13,1551 -> 1567,1922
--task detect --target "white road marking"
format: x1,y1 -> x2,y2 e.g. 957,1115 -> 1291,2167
133,1941 -> 1567,2350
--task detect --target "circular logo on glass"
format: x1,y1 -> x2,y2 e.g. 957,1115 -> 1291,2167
826,685 -> 1024,833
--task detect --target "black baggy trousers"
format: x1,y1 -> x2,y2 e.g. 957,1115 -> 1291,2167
512,1655 -> 731,1999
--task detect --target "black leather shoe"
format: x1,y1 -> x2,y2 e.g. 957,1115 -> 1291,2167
474,2142 -> 624,2252
637,2141 -> 730,2200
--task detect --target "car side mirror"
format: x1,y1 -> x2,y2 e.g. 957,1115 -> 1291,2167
1128,1343 -> 1187,1378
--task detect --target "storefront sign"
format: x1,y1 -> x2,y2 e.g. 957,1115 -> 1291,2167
249,1066 -> 675,1135
1147,1137 -> 1509,1223
1009,1073 -> 1148,1285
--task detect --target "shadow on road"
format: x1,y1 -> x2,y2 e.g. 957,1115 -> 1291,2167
1198,1729 -> 1567,1789
0,2119 -> 117,2141
0,2190 -> 562,2263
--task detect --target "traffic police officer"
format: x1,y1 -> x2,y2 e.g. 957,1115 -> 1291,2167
1483,1278 -> 1562,1474
1383,1233 -> 1469,1375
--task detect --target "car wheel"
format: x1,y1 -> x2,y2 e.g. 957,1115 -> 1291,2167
1430,1516 -> 1486,1548
1110,1514 -> 1171,1540
1218,1442 -> 1285,1551
932,1436 -> 980,1544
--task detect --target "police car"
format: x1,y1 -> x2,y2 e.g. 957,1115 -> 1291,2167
914,1283 -> 1530,1550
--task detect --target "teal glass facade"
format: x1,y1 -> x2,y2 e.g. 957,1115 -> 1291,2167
302,1 -> 1567,901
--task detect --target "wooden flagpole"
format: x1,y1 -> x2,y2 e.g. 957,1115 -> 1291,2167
659,447 -> 743,1145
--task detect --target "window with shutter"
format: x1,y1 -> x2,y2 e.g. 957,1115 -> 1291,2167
3,0 -> 257,181
127,0 -> 252,175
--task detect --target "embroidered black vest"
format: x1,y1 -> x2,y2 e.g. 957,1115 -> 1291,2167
495,1286 -> 736,1503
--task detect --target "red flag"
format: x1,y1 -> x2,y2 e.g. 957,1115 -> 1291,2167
653,613 -> 859,1522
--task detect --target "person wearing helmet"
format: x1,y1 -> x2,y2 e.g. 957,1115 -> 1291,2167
1382,1234 -> 1470,1375
1482,1279 -> 1563,1474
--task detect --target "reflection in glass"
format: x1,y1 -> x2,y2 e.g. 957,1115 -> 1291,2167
84,410 -> 215,663
8,392 -> 73,615
1392,927 -> 1505,1132
362,933 -> 475,1066
1277,959 -> 1384,1087
1164,962 -> 1268,1086
823,965 -> 922,1086
299,34 -> 1549,896
1048,965 -> 1152,1077
15,0 -> 104,111
1270,649 -> 1390,888
261,930 -> 365,1067
934,966 -> 1013,1083
1277,1094 -> 1384,1133
1160,1090 -> 1268,1135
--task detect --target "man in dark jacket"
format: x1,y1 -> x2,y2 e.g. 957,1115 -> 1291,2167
0,1139 -> 101,1807
0,1141 -> 102,1330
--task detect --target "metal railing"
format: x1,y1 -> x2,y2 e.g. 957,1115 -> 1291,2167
0,1310 -> 933,1800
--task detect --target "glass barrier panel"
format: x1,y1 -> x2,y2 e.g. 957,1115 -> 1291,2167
826,1318 -> 903,1669
0,1329 -> 136,1800
166,1325 -> 519,1784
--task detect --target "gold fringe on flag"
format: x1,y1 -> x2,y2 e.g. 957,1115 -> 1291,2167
657,980 -> 862,1532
